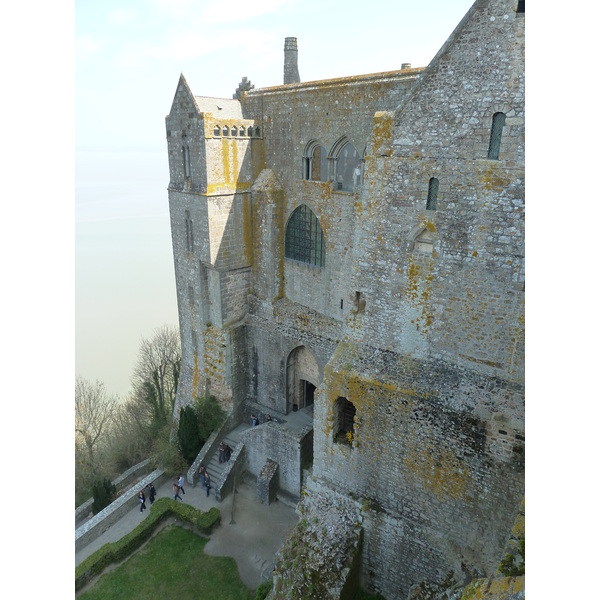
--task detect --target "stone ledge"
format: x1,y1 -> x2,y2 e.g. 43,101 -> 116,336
75,459 -> 153,527
75,469 -> 167,553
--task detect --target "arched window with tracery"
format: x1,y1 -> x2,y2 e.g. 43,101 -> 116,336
330,136 -> 362,191
284,204 -> 326,267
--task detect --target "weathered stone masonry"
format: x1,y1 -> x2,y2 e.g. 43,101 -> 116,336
165,1 -> 524,598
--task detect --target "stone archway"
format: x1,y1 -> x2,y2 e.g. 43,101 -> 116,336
285,345 -> 319,414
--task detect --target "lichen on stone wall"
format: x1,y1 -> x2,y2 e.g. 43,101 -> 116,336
271,490 -> 362,600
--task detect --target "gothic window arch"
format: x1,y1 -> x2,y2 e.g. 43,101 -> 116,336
284,204 -> 326,267
488,112 -> 506,160
302,140 -> 328,181
213,125 -> 221,137
330,136 -> 362,191
426,177 -> 439,210
303,140 -> 328,181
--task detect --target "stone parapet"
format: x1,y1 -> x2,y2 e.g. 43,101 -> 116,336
257,459 -> 279,505
75,469 -> 167,553
75,459 -> 153,527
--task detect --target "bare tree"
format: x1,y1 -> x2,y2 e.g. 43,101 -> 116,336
75,376 -> 118,475
131,324 -> 181,427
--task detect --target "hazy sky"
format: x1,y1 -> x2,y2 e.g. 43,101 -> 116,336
73,0 -> 477,399
76,0 -> 475,151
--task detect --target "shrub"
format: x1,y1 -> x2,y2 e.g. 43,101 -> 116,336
91,478 -> 117,515
178,405 -> 202,464
255,580 -> 273,600
75,497 -> 221,591
195,395 -> 226,443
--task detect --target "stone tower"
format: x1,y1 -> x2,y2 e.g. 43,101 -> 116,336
283,37 -> 300,84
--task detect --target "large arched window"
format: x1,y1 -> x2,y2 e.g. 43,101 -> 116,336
284,205 -> 326,267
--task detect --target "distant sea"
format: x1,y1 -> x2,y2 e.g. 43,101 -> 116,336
75,149 -> 179,400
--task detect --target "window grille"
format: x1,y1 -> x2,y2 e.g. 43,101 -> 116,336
284,205 -> 326,267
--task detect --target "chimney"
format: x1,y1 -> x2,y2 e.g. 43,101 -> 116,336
401,63 -> 411,70
284,37 -> 300,84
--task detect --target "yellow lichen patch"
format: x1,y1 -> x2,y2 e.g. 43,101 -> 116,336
403,439 -> 469,501
421,218 -> 436,232
371,111 -> 394,156
461,576 -> 524,600
479,165 -> 511,190
222,138 -> 231,184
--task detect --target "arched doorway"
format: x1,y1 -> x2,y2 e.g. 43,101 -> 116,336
286,346 -> 319,413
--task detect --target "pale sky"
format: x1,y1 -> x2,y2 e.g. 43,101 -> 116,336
4,1 -> 600,594
76,0 -> 475,151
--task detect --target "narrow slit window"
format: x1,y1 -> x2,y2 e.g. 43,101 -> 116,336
426,177 -> 439,210
488,112 -> 506,160
183,145 -> 191,178
185,210 -> 194,252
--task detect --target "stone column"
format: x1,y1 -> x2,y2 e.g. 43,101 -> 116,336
283,37 -> 300,84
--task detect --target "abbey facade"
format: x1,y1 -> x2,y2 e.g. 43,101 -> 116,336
165,1 -> 524,597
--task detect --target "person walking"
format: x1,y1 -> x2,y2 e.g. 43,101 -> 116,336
178,474 -> 186,495
218,441 -> 226,463
138,490 -> 147,512
225,444 -> 232,462
173,481 -> 183,502
205,472 -> 211,497
147,482 -> 156,504
199,465 -> 206,488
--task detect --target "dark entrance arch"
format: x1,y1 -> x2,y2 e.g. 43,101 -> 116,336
285,346 -> 319,413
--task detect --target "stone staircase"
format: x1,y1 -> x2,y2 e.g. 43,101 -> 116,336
203,423 -> 251,488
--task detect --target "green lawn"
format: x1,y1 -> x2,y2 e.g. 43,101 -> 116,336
79,525 -> 254,600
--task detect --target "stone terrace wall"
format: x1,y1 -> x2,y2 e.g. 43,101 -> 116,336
75,469 -> 168,553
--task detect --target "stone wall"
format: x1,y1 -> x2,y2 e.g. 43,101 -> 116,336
241,422 -> 311,498
165,0 -> 525,596
75,459 -> 153,526
75,469 -> 167,553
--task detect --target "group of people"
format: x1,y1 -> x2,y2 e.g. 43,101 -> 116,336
218,441 -> 232,463
138,482 -> 156,512
198,465 -> 211,497
173,474 -> 186,501
251,413 -> 272,427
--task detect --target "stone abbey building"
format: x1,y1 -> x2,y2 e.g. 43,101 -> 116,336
165,0 -> 524,597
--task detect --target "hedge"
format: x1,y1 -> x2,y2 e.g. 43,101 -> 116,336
75,497 -> 221,591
